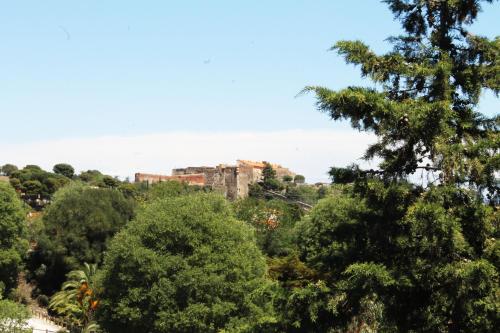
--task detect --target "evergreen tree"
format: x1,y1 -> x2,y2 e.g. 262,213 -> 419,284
261,162 -> 283,191
306,0 -> 499,199
279,1 -> 499,331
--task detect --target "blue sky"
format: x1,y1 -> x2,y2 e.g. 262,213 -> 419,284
0,1 -> 498,181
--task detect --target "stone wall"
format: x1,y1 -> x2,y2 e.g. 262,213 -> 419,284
135,160 -> 297,200
134,173 -> 206,186
223,166 -> 238,200
235,164 -> 254,198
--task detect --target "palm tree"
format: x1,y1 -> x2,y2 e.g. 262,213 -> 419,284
49,263 -> 100,332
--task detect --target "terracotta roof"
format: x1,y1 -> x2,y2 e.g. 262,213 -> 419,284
237,160 -> 283,169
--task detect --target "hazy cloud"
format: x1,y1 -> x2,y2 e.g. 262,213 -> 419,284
0,129 -> 376,183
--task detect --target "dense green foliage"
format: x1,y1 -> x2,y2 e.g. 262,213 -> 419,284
0,164 -> 18,177
53,163 -> 75,179
28,183 -> 135,295
329,164 -> 363,184
260,162 -> 283,191
284,0 -> 500,331
77,169 -> 125,189
97,193 -> 275,333
50,263 -> 100,331
3,164 -> 131,209
284,184 -> 323,206
234,198 -> 303,257
249,164 -> 325,206
0,293 -> 31,333
9,165 -> 70,209
280,181 -> 498,331
293,175 -> 305,184
0,182 -> 28,296
147,180 -> 207,201
78,170 -> 106,186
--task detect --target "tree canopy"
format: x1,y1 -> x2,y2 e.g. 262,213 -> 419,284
97,193 -> 275,333
28,183 -> 135,295
0,182 -> 28,295
233,197 -> 303,257
9,165 -> 70,208
53,163 -> 75,179
0,164 -> 18,177
287,181 -> 499,331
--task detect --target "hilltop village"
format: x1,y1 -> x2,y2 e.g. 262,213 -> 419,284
135,160 -> 297,200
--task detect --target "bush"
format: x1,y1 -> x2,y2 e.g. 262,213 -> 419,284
293,175 -> 305,184
36,294 -> 49,307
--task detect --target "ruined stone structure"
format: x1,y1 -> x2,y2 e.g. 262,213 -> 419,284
135,160 -> 296,200
133,173 -> 206,186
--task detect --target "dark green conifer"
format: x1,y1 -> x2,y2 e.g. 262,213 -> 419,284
306,0 -> 499,199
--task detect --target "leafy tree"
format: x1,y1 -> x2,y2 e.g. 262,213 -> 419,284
50,263 -> 100,331
24,165 -> 41,171
9,165 -> 70,209
147,180 -> 204,200
293,175 -> 305,184
288,181 -> 499,332
0,182 -> 28,295
329,164 -> 363,184
102,176 -> 120,189
78,170 -> 105,186
97,193 -> 275,333
28,183 -> 135,294
8,178 -> 21,191
78,170 -> 126,190
21,180 -> 43,199
53,163 -> 75,179
282,175 -> 293,183
117,183 -> 145,201
0,164 -> 18,177
248,183 -> 266,199
285,185 -> 320,205
234,198 -> 303,257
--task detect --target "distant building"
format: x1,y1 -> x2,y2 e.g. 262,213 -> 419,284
135,160 -> 296,200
